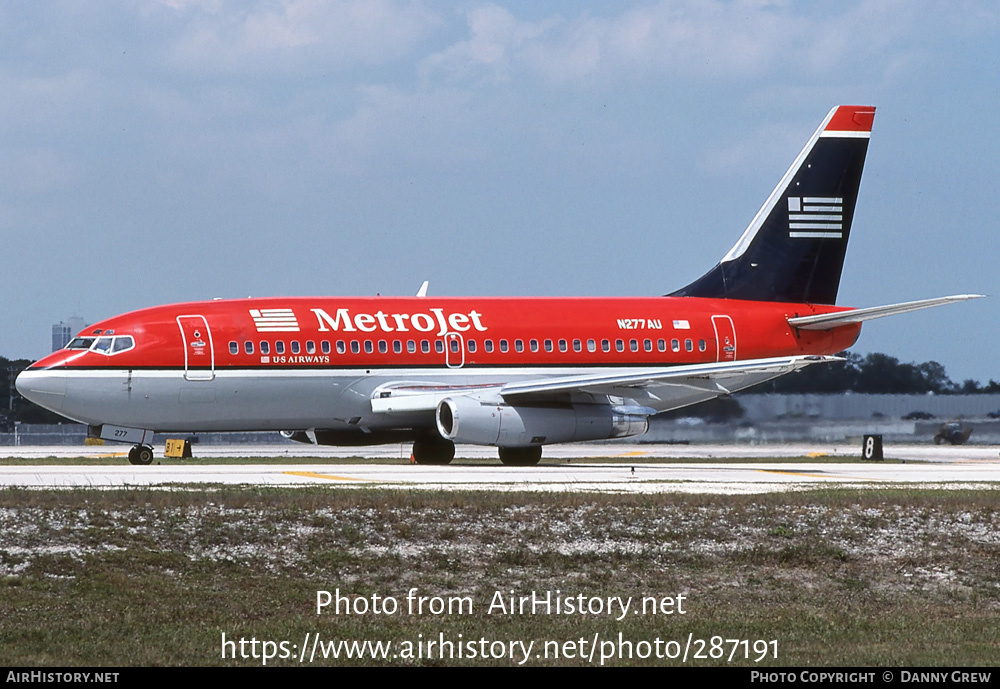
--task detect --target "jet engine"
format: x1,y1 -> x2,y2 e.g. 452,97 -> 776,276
435,394 -> 648,447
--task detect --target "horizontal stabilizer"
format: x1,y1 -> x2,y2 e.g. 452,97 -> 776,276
787,295 -> 984,330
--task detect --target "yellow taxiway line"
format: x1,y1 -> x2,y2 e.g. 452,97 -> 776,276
283,470 -> 379,482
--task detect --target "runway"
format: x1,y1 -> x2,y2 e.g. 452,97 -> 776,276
1,443 -> 998,493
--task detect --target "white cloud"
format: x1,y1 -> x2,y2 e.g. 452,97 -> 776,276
426,1 -> 815,84
421,4 -> 553,82
166,0 -> 441,72
423,0 -> 997,87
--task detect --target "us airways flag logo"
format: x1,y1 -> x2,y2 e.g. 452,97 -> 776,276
787,197 -> 843,239
250,308 -> 300,332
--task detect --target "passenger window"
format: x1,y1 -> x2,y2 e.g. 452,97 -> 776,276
630,339 -> 638,352
485,340 -> 494,353
407,340 -> 416,353
276,341 -> 285,354
337,341 -> 346,354
291,341 -> 300,354
306,340 -> 315,354
616,339 -> 624,352
602,339 -> 610,352
322,341 -> 331,354
450,339 -> 459,353
351,341 -> 360,354
544,339 -> 553,352
587,339 -> 596,352
514,339 -> 523,352
421,340 -> 430,353
644,339 -> 652,352
529,339 -> 538,352
379,340 -> 388,353
573,339 -> 581,352
260,341 -> 270,354
558,339 -> 567,352
229,341 -> 238,355
685,339 -> 693,352
699,339 -> 707,352
365,341 -> 374,354
393,340 -> 402,354
244,341 -> 253,355
467,340 -> 476,353
435,340 -> 444,353
500,340 -> 509,353
658,339 -> 666,352
671,339 -> 680,353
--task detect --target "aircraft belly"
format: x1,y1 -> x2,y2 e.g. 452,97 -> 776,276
49,362 -> 810,433
56,368 -> 520,432
56,369 -> 364,432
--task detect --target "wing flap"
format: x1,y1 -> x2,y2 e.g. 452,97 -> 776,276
370,356 -> 839,416
500,356 -> 839,399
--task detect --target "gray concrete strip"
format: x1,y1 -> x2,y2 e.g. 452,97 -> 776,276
0,443 -> 998,493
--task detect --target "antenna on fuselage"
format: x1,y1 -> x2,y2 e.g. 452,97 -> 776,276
416,280 -> 429,298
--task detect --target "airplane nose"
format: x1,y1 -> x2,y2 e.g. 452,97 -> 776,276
15,369 -> 67,412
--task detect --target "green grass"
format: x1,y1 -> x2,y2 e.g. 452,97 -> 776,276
0,487 -> 997,666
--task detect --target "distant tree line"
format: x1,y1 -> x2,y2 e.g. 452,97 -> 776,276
0,356 -> 67,430
757,352 -> 1000,395
648,352 -> 1000,423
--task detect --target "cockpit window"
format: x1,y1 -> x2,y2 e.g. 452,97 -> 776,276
112,336 -> 134,353
66,335 -> 135,355
66,337 -> 96,349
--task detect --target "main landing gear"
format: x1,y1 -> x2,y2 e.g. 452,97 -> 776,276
498,446 -> 542,466
128,444 -> 154,466
411,436 -> 456,465
410,438 -> 544,466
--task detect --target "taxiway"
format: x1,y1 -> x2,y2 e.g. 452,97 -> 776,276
0,443 -> 997,493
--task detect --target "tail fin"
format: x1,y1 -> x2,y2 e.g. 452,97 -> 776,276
671,105 -> 875,304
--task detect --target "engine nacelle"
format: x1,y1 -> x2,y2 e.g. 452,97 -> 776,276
435,395 -> 648,447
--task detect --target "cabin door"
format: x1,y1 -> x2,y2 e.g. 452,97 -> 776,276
444,332 -> 465,369
712,315 -> 737,362
177,315 -> 216,381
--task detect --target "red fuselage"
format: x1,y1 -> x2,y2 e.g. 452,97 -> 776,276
29,296 -> 859,374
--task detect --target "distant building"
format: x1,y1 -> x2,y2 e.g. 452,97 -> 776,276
52,317 -> 88,352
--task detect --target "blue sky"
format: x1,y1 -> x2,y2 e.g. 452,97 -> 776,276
2,1 -> 998,382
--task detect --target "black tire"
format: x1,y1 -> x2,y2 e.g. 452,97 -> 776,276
498,446 -> 542,466
411,437 -> 455,465
128,445 -> 154,466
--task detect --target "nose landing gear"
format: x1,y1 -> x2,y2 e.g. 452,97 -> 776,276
128,444 -> 154,465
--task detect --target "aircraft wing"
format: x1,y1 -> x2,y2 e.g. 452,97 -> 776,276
371,355 -> 836,415
498,355 -> 833,411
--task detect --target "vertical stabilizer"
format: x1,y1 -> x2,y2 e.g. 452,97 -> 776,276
671,105 -> 875,304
